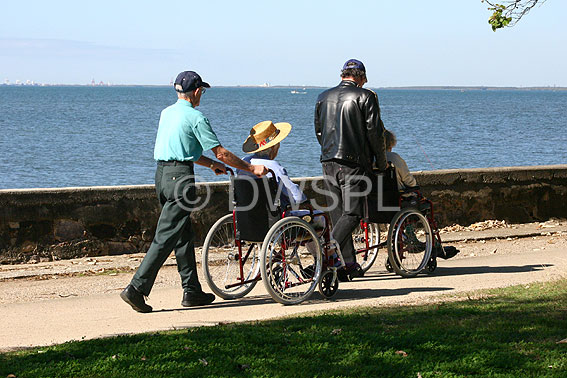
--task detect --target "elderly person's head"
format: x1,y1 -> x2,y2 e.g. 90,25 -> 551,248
384,129 -> 397,152
174,71 -> 210,107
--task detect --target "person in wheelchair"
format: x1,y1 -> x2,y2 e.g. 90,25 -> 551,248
239,121 -> 306,206
384,129 -> 417,192
384,129 -> 459,260
237,120 -> 327,231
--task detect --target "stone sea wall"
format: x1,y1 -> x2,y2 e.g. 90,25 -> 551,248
1,165 -> 566,264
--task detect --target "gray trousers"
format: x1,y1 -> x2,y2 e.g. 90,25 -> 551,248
130,162 -> 202,296
322,161 -> 367,264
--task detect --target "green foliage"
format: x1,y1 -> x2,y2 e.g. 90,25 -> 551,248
484,0 -> 544,31
2,280 -> 567,377
489,4 -> 513,31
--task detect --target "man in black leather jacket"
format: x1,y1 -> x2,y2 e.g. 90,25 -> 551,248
314,59 -> 388,278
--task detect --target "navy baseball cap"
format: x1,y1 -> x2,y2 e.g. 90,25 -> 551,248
174,71 -> 210,93
342,59 -> 366,72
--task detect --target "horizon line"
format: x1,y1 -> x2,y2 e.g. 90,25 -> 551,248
2,83 -> 567,91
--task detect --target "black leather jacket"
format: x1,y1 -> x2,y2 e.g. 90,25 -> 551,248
314,80 -> 388,172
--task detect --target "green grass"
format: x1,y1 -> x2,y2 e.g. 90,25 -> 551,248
2,280 -> 566,378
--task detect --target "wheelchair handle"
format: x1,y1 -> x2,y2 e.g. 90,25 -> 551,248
218,167 -> 270,177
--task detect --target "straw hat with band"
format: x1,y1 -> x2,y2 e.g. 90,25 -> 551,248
242,121 -> 292,153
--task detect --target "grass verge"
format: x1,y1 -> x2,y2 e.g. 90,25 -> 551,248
1,280 -> 566,377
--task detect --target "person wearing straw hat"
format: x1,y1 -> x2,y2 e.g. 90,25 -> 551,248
239,120 -> 307,207
120,71 -> 268,313
238,120 -> 329,241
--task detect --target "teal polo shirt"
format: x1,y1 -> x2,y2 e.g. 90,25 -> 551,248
153,99 -> 221,162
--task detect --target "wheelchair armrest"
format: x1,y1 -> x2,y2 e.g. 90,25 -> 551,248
293,201 -> 315,215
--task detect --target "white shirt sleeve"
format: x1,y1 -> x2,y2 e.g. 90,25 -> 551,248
268,161 -> 307,205
387,151 -> 417,189
246,157 -> 307,205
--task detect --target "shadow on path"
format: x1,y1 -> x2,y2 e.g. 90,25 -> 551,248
154,294 -> 276,313
154,286 -> 453,312
431,264 -> 553,277
356,264 -> 554,283
152,264 -> 553,313
309,286 -> 453,303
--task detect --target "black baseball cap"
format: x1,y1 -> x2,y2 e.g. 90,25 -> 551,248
342,59 -> 366,72
174,71 -> 210,93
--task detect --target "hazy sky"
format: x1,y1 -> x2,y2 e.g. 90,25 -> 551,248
1,0 -> 565,87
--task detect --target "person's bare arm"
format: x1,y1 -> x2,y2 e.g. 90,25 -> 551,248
195,155 -> 227,175
212,145 -> 267,177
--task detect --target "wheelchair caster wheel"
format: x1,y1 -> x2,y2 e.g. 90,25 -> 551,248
427,258 -> 437,272
385,257 -> 394,273
318,270 -> 339,298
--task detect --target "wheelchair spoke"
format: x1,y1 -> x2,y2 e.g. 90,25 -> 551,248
203,214 -> 261,299
354,222 -> 382,273
261,217 -> 323,305
387,209 -> 433,278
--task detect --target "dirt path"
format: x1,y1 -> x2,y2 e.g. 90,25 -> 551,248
1,221 -> 565,351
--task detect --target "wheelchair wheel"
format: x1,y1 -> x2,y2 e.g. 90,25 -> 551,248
387,209 -> 433,278
353,222 -> 382,273
260,217 -> 323,305
318,270 -> 339,298
202,214 -> 260,299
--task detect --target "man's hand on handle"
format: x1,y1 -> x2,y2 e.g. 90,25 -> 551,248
211,145 -> 268,177
210,161 -> 227,175
251,164 -> 268,177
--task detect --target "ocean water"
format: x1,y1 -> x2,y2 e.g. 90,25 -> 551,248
0,86 -> 566,189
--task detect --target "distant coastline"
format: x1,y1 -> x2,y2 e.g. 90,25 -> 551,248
2,83 -> 566,91
222,85 -> 567,91
377,86 -> 567,91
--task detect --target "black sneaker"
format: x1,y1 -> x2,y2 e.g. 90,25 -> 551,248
182,291 -> 215,307
432,245 -> 445,258
346,262 -> 364,279
442,246 -> 460,259
337,269 -> 350,282
120,285 -> 152,313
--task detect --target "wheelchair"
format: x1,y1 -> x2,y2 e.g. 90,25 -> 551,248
202,169 -> 340,305
201,166 -> 442,305
363,166 -> 448,278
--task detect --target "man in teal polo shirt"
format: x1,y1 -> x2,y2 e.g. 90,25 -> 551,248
121,71 -> 267,313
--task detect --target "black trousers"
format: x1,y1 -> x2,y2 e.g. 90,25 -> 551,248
130,163 -> 202,296
322,161 -> 368,264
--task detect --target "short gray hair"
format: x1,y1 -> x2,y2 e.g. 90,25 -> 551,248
254,146 -> 273,159
177,89 -> 191,100
384,129 -> 397,150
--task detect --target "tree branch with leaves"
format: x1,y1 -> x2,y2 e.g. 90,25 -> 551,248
483,0 -> 546,31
